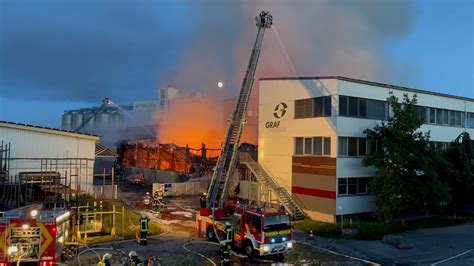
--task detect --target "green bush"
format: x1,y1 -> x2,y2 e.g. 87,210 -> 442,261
294,219 -> 341,238
295,216 -> 474,240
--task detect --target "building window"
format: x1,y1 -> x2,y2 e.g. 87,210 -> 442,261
367,100 -> 387,120
323,137 -> 331,156
338,177 -> 372,196
358,178 -> 368,194
415,106 -> 427,123
468,113 -> 474,128
367,139 -> 378,154
359,99 -> 367,117
339,96 -> 386,120
349,97 -> 358,116
313,137 -> 322,155
339,137 -> 371,157
339,137 -> 348,156
348,137 -> 358,156
429,108 -> 436,124
418,106 -> 466,128
296,96 -> 331,119
295,99 -> 313,118
339,96 -> 348,116
304,137 -> 313,155
295,138 -> 303,155
314,96 -> 332,117
295,137 -> 331,156
338,178 -> 347,195
324,96 -> 332,116
358,138 -> 366,156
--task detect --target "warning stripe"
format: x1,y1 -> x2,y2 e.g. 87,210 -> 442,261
292,186 -> 336,199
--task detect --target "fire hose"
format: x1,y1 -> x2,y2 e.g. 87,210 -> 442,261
182,241 -> 220,266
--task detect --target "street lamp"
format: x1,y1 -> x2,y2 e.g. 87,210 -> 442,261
338,205 -> 344,230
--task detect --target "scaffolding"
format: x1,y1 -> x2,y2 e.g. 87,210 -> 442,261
1,156 -> 94,209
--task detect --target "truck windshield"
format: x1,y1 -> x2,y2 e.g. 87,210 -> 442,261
263,215 -> 290,230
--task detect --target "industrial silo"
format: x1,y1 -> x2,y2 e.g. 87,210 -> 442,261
71,111 -> 84,131
82,110 -> 96,133
95,110 -> 110,131
113,111 -> 124,128
61,112 -> 73,130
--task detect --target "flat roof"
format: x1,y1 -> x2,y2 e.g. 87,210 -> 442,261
260,76 -> 473,102
0,120 -> 99,140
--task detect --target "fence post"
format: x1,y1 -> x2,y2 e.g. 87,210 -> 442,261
111,204 -> 116,236
122,206 -> 125,240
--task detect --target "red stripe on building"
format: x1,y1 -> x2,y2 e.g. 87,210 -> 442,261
292,186 -> 336,200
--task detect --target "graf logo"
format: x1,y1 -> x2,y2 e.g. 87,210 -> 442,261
273,102 -> 287,119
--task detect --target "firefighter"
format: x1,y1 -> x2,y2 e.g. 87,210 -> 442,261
139,213 -> 149,245
219,240 -> 231,266
224,222 -> 233,245
199,192 -> 207,208
97,253 -> 112,266
128,251 -> 142,266
220,221 -> 233,266
143,192 -> 151,209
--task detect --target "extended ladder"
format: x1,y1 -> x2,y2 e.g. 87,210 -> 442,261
207,11 -> 273,211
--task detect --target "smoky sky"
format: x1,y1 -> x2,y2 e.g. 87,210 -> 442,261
0,0 -> 417,104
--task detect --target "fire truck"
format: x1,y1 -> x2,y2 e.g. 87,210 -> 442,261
197,11 -> 293,257
0,204 -> 71,265
197,204 -> 292,257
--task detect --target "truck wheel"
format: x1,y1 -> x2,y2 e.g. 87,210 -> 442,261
206,226 -> 216,241
273,253 -> 284,261
243,241 -> 253,257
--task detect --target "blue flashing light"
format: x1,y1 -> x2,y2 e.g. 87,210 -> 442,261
282,236 -> 287,242
270,238 -> 276,244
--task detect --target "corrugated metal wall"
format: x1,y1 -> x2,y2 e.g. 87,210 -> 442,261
0,124 -> 98,193
0,126 -> 96,158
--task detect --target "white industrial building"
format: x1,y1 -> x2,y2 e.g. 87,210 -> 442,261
0,121 -> 98,194
258,76 -> 474,223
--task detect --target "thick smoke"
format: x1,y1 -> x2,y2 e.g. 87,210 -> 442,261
156,0 -> 417,146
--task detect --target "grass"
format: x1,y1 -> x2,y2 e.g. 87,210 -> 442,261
82,202 -> 162,244
294,215 -> 474,240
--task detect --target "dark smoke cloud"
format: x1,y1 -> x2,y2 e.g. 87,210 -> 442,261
0,0 -> 417,104
0,0 -> 193,103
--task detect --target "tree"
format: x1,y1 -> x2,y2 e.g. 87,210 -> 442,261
363,93 -> 450,221
442,132 -> 473,215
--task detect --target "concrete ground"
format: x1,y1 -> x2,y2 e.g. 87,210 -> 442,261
296,222 -> 474,265
73,183 -> 370,265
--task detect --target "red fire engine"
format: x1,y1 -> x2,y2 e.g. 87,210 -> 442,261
197,11 -> 293,257
0,204 -> 71,265
197,204 -> 293,257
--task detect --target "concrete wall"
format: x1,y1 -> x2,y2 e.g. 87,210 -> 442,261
152,181 -> 208,196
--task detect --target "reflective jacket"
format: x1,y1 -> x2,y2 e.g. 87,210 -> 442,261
140,218 -> 149,232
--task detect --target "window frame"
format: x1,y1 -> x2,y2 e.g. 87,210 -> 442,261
337,177 -> 372,196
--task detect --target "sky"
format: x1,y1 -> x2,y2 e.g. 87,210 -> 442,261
0,0 -> 473,128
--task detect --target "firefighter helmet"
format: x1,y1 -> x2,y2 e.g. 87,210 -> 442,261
129,251 -> 138,257
103,253 -> 112,260
146,192 -> 150,195
203,192 -> 207,196
141,213 -> 147,218
225,221 -> 231,227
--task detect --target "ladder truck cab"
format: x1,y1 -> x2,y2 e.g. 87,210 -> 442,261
0,204 -> 71,266
197,205 -> 293,257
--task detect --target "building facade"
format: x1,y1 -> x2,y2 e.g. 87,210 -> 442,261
258,76 -> 474,223
0,121 -> 98,194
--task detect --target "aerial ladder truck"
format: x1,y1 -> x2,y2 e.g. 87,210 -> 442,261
197,11 -> 293,258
